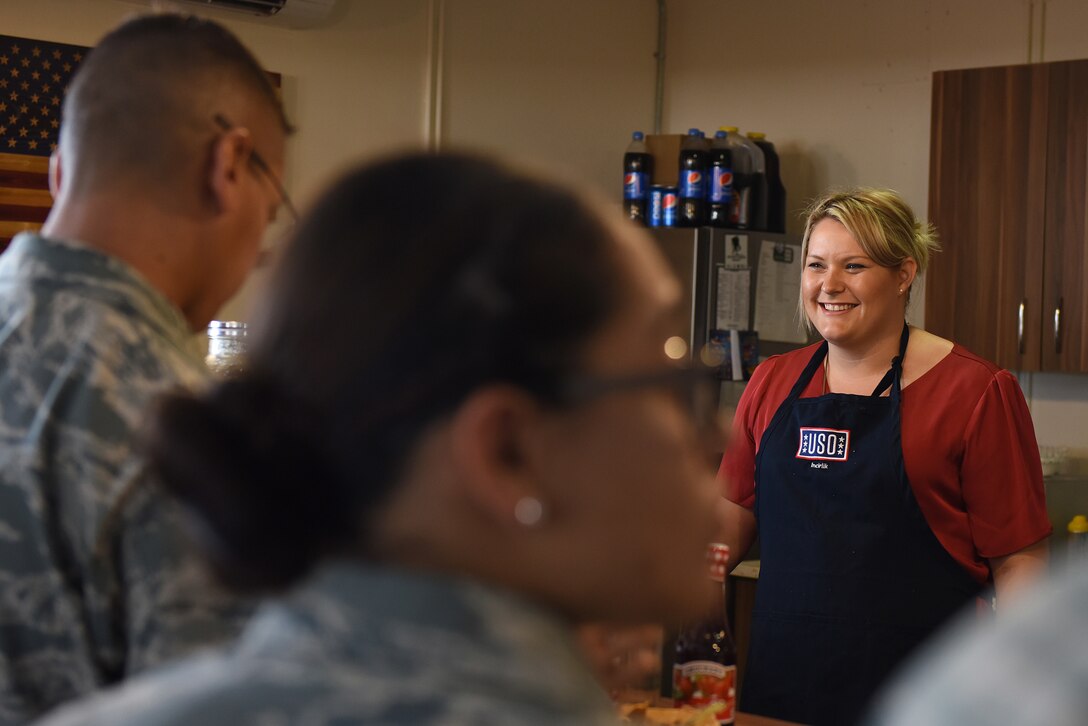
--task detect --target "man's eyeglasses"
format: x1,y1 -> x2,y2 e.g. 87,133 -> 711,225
556,364 -> 723,437
212,113 -> 299,225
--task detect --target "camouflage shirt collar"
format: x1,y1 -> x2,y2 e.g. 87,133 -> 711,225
4,232 -> 196,355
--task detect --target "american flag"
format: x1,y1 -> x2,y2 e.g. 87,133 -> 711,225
0,34 -> 89,253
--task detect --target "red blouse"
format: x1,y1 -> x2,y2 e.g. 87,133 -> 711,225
718,342 -> 1052,583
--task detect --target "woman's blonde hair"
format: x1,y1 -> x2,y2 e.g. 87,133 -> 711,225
797,188 -> 940,329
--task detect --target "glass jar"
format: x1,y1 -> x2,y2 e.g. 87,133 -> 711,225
205,320 -> 248,376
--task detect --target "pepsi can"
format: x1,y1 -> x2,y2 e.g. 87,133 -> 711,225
649,185 -> 679,228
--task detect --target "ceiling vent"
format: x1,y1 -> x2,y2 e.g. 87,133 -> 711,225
116,0 -> 338,29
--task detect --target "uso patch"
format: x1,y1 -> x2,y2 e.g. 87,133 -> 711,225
796,427 -> 850,462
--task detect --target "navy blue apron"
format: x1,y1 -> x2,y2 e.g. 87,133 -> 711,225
740,326 -> 981,726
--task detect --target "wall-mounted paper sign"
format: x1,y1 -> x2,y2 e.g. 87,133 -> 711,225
754,240 -> 807,344
716,265 -> 750,330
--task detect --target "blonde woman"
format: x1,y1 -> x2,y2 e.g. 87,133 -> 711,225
717,188 -> 1050,726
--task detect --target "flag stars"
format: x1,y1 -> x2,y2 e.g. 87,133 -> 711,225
29,117 -> 38,127
41,84 -> 50,93
0,55 -> 8,65
52,73 -> 60,83
7,139 -> 16,148
10,69 -> 19,78
52,50 -> 61,60
62,63 -> 71,72
73,52 -> 83,62
51,96 -> 60,106
32,47 -> 41,58
28,140 -> 37,150
18,127 -> 28,137
42,60 -> 51,70
0,79 -> 6,88
20,58 -> 30,68
50,119 -> 58,129
0,125 -> 5,135
7,115 -> 16,125
41,107 -> 49,116
31,71 -> 40,81
40,129 -> 48,139
20,82 -> 29,91
30,94 -> 39,104
0,101 -> 5,111
19,105 -> 28,115
11,45 -> 20,55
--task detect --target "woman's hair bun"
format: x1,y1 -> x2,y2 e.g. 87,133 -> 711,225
147,376 -> 355,592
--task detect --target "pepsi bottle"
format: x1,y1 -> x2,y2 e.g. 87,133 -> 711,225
708,131 -> 734,228
719,127 -> 753,229
623,131 -> 653,225
748,132 -> 786,233
678,128 -> 708,227
741,133 -> 767,231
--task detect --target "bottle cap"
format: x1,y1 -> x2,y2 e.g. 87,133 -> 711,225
707,543 -> 730,582
688,128 -> 701,135
746,131 -> 766,140
632,131 -> 644,140
719,126 -> 738,133
1069,515 -> 1088,534
714,130 -> 727,139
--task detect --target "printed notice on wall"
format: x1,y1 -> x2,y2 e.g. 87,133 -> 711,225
754,240 -> 807,343
723,234 -> 749,270
716,266 -> 750,330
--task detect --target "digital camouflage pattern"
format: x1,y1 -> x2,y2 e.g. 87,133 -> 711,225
37,563 -> 624,726
0,234 -> 252,725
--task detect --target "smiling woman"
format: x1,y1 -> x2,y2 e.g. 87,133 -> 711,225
715,188 -> 1051,726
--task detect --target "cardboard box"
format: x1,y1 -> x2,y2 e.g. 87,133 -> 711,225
646,134 -> 683,187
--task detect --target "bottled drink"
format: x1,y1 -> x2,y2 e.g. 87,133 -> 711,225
206,320 -> 248,376
719,127 -> 753,229
623,131 -> 653,225
741,134 -> 767,231
708,131 -> 734,228
673,543 -> 737,724
747,132 -> 786,233
678,128 -> 708,227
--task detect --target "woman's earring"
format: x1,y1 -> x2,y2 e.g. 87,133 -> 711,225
898,288 -> 905,296
514,496 -> 545,527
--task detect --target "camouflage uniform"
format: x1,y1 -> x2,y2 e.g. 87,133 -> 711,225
36,563 -> 624,726
0,233 -> 251,725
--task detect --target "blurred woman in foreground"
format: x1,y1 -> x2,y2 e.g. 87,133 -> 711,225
39,153 -> 723,725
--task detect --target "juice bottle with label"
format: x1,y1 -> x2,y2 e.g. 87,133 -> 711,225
673,543 -> 737,724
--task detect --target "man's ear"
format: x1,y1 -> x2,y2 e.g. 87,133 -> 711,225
206,127 -> 252,216
447,385 -> 547,530
48,149 -> 63,200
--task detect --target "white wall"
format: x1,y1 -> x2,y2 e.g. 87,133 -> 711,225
4,0 -> 1087,461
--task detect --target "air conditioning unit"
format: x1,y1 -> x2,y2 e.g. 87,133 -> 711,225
116,0 -> 338,29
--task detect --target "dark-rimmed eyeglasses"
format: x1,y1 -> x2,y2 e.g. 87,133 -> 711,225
212,113 -> 299,225
556,364 -> 722,436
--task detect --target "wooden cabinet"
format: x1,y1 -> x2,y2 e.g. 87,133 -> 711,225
926,60 -> 1088,372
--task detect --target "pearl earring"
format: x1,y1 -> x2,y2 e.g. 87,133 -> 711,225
514,497 -> 544,527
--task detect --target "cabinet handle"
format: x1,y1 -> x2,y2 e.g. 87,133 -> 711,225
1054,299 -> 1063,355
1018,300 -> 1026,354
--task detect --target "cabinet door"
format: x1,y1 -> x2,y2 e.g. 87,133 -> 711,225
926,64 -> 1048,371
1042,60 -> 1088,372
